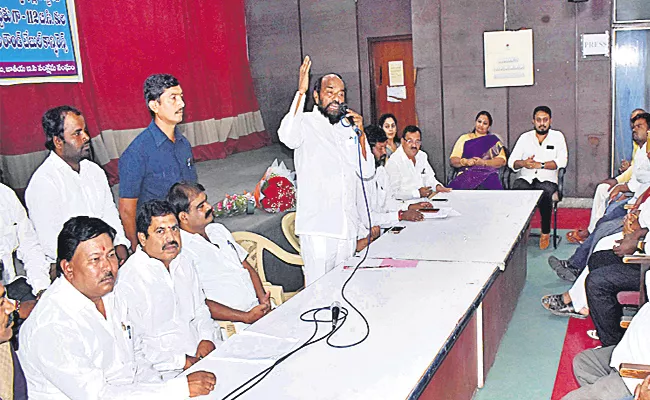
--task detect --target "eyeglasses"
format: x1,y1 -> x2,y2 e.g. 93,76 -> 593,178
405,139 -> 422,145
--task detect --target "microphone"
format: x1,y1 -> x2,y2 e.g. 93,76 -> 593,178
331,301 -> 341,329
339,104 -> 361,135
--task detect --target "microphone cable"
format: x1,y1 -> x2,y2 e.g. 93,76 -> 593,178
221,118 -> 374,399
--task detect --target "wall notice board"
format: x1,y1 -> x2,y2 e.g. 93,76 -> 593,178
483,30 -> 534,88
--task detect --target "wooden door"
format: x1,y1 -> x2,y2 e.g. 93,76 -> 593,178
369,36 -> 416,129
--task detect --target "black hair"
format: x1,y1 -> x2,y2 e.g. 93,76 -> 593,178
56,216 -> 116,276
313,73 -> 346,97
42,105 -> 82,151
143,74 -> 180,118
533,106 -> 552,119
632,112 -> 650,127
364,125 -> 388,149
378,113 -> 400,144
403,125 -> 421,137
136,199 -> 177,238
474,111 -> 493,128
167,182 -> 206,217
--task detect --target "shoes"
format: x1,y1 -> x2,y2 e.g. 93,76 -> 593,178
541,294 -> 587,319
540,233 -> 550,250
566,229 -> 589,244
587,329 -> 599,340
548,256 -> 580,282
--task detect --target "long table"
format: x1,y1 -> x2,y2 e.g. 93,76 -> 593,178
190,190 -> 541,399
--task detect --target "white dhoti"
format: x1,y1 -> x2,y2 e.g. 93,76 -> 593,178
588,183 -> 614,233
300,234 -> 356,286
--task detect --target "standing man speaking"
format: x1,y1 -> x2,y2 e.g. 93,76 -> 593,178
279,57 -> 375,286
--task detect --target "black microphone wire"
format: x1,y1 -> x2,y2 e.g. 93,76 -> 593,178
221,121 -> 374,398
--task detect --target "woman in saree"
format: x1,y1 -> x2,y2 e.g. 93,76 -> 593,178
448,111 -> 507,190
379,113 -> 400,158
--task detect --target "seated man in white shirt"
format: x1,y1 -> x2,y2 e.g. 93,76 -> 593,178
562,301 -> 650,400
385,125 -> 451,201
115,200 -> 219,379
19,216 -> 216,399
508,105 -> 568,250
167,182 -> 271,332
0,179 -> 50,319
25,106 -> 130,266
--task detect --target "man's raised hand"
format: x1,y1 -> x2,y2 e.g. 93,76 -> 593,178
298,56 -> 312,95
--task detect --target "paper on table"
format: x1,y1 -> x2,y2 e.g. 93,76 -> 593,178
212,331 -> 299,363
421,207 -> 461,219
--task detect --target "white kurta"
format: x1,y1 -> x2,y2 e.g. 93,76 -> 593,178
0,183 -> 50,293
356,165 -> 404,237
114,249 -> 219,378
610,302 -> 650,393
385,145 -> 442,200
278,91 -> 375,240
19,278 -> 189,399
626,142 -> 650,197
180,224 -> 257,312
508,129 -> 568,184
25,152 -> 130,262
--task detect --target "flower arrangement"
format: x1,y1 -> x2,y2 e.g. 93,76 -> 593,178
254,159 -> 297,213
213,192 -> 253,218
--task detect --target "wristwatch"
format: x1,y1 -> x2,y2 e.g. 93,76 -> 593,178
541,162 -> 546,169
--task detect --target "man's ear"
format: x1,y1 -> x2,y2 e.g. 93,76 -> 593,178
148,100 -> 159,116
179,211 -> 189,224
137,232 -> 147,248
312,91 -> 319,105
60,260 -> 73,280
53,135 -> 64,150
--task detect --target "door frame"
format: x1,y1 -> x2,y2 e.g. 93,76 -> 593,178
368,34 -> 413,124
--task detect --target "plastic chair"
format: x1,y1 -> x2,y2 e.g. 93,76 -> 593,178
281,212 -> 301,253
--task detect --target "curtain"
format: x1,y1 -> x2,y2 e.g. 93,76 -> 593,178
0,0 -> 270,189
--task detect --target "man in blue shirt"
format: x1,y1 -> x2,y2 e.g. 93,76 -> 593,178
119,74 -> 197,250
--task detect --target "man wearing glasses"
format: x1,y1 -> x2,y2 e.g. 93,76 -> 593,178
386,125 -> 452,200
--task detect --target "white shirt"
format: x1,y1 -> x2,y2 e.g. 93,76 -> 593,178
114,249 -> 219,378
278,92 -> 375,239
25,152 -> 130,262
356,165 -> 405,236
508,129 -> 568,184
610,302 -> 650,393
625,142 -> 650,196
19,277 -> 189,399
180,224 -> 258,312
385,145 -> 442,200
0,183 -> 50,293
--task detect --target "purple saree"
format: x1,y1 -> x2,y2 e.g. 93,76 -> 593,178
448,134 -> 504,190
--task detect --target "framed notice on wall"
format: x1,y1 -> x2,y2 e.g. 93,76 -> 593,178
0,0 -> 83,85
483,30 -> 534,88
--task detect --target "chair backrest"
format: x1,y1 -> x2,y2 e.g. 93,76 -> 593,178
231,231 -> 304,284
281,212 -> 301,253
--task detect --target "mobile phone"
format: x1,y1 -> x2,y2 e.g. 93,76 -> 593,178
420,208 -> 440,213
390,226 -> 406,234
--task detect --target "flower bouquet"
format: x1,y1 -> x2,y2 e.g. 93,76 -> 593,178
254,159 -> 297,213
213,192 -> 253,218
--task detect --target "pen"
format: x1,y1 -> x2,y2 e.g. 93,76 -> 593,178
430,199 -> 448,202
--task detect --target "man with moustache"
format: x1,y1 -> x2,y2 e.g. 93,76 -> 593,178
509,106 -> 568,250
278,56 -> 375,285
26,106 -> 130,272
115,200 -> 219,379
385,125 -> 452,201
119,74 -> 197,251
167,182 -> 271,333
19,216 -> 216,399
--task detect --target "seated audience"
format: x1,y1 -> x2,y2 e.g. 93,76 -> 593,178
1,179 -> 49,318
508,105 -> 568,249
386,125 -> 451,200
562,301 -> 650,400
548,113 -> 650,280
167,182 -> 271,332
119,74 -> 197,250
379,113 -> 400,158
566,108 -> 646,244
25,106 -> 130,267
115,200 -> 219,379
0,282 -> 26,400
448,111 -> 507,190
19,216 -> 216,398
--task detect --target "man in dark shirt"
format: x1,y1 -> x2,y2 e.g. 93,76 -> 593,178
118,74 -> 197,250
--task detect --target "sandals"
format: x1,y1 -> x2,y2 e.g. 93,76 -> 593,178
566,229 -> 589,244
541,294 -> 587,319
